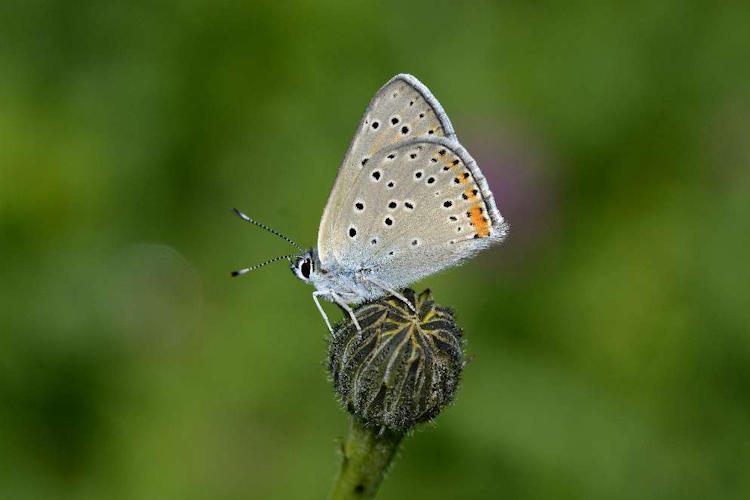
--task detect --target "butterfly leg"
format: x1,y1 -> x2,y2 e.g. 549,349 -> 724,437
363,276 -> 416,312
312,290 -> 334,335
312,290 -> 362,334
329,290 -> 362,332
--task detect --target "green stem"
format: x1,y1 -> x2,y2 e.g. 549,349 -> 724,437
330,417 -> 404,500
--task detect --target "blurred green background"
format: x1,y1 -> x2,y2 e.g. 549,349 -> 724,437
2,1 -> 749,499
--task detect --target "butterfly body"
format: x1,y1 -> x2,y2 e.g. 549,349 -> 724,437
291,248 -> 383,306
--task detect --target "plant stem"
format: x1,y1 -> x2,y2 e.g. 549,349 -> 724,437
330,417 -> 404,500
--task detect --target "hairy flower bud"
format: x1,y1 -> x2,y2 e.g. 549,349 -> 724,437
328,289 -> 463,432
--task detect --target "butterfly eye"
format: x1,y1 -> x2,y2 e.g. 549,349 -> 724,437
301,259 -> 311,279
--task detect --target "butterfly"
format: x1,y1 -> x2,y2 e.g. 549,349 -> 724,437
232,74 -> 508,333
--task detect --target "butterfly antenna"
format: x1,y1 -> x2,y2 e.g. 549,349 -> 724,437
230,254 -> 295,277
231,208 -> 305,253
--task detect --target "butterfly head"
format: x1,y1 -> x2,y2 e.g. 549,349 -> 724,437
290,249 -> 316,283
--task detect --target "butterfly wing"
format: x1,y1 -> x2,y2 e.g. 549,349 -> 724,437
327,137 -> 507,289
317,74 -> 457,266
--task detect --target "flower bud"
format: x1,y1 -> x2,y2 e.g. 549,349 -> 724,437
328,289 -> 463,432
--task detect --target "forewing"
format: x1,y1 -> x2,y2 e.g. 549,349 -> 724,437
317,74 -> 457,265
331,137 -> 508,289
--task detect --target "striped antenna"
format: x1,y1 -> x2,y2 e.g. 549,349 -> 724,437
231,208 -> 305,253
230,254 -> 295,277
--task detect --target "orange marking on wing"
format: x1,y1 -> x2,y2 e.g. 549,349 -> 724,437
468,205 -> 491,238
457,171 -> 471,184
464,188 -> 478,200
447,158 -> 462,170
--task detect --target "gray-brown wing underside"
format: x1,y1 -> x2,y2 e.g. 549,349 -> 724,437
317,74 -> 457,265
325,137 -> 507,290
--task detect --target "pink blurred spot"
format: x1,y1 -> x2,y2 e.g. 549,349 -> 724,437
460,116 -> 559,267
